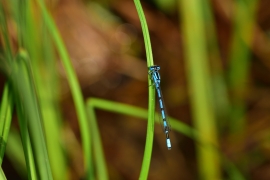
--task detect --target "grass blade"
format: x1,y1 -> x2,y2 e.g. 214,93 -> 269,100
35,0 -> 92,177
228,0 -> 258,133
10,50 -> 53,180
133,0 -> 155,179
0,167 -> 6,180
13,0 -> 68,178
0,83 -> 13,165
86,100 -> 109,180
88,98 -> 246,179
178,0 -> 221,178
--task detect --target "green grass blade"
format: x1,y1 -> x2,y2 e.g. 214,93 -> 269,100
178,0 -> 221,178
0,167 -> 6,180
0,5 -> 38,179
89,98 -> 197,139
17,0 -> 67,178
88,98 -> 246,179
11,71 -> 38,180
133,1 -> 155,179
12,0 -> 67,178
223,158 -> 246,180
228,0 -> 258,133
35,1 -> 92,177
10,50 -> 53,180
133,0 -> 154,67
201,0 -> 231,132
86,100 -> 108,180
0,83 -> 13,165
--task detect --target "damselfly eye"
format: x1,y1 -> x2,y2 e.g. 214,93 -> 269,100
149,65 -> 161,71
155,65 -> 161,70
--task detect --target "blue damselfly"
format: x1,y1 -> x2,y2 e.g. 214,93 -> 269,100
149,65 -> 171,150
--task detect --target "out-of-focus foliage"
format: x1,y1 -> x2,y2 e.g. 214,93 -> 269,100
0,0 -> 270,179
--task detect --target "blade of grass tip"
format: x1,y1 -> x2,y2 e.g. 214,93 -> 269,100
0,167 -> 6,180
0,83 -> 13,165
0,4 -> 37,179
86,100 -> 108,180
178,0 -> 221,179
228,0 -> 258,133
35,0 -> 92,177
10,61 -> 38,180
15,0 -> 68,178
0,1 -> 53,179
0,3 -> 37,180
20,51 -> 55,180
133,1 -> 155,179
88,98 -> 246,179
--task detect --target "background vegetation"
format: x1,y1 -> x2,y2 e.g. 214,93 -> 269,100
0,0 -> 269,179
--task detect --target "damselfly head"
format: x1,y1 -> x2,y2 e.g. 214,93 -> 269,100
149,65 -> 160,71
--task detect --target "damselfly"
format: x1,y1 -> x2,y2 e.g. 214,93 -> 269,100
149,65 -> 171,150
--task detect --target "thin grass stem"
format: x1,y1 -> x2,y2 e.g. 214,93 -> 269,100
86,100 -> 109,180
133,0 -> 155,179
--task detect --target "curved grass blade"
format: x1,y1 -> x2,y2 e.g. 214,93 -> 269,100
35,0 -> 92,177
12,0 -> 68,178
88,98 -> 246,179
86,100 -> 109,180
133,0 -> 156,179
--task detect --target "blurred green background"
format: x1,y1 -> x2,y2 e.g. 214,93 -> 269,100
0,0 -> 270,179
